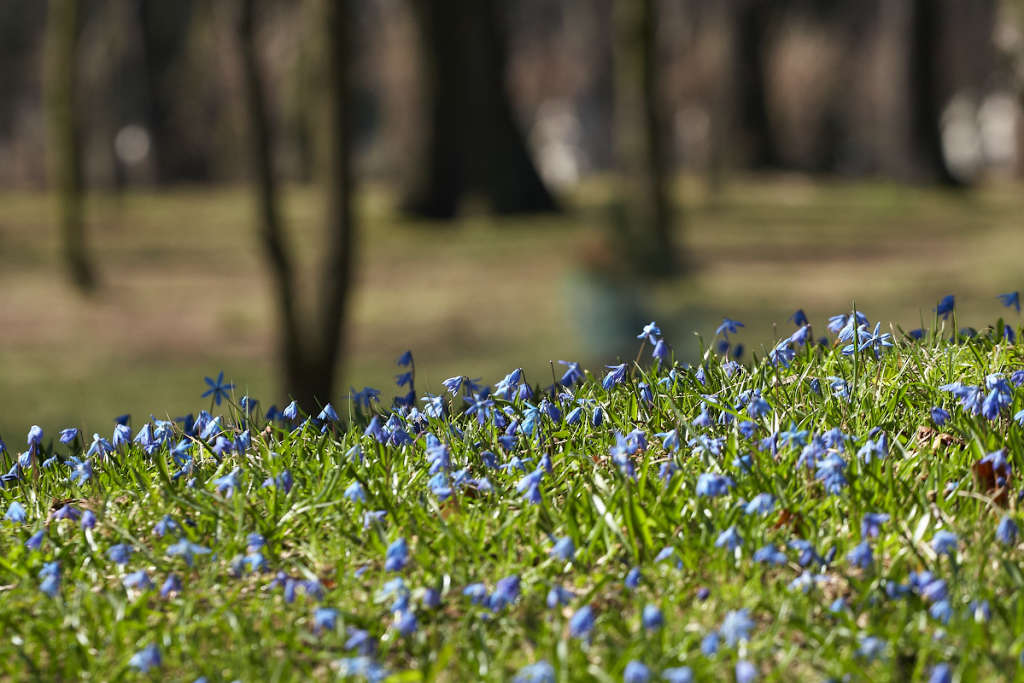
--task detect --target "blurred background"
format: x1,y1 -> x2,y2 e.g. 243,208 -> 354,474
2,0 -> 1024,436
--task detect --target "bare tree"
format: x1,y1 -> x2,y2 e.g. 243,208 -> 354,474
611,0 -> 676,277
402,0 -> 559,219
44,0 -> 96,292
237,0 -> 355,410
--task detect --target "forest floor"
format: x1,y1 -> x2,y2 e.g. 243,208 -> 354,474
1,176 -> 1022,437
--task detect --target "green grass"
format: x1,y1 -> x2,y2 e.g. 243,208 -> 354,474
2,305 -> 1024,680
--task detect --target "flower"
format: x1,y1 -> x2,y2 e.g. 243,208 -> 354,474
123,570 -> 154,591
129,645 -> 161,672
166,538 -> 212,567
997,515 -> 1018,545
59,428 -> 78,444
318,404 -> 340,422
714,526 -> 742,551
314,607 -> 339,633
550,536 -> 575,562
719,609 -> 755,646
744,493 -> 774,516
637,322 -> 661,344
735,660 -> 757,683
602,363 -> 627,390
623,661 -> 651,683
930,406 -> 950,425
4,501 -> 26,523
546,585 -> 574,608
202,371 -> 234,405
847,541 -> 873,569
642,604 -> 663,631
857,635 -> 887,661
932,531 -> 958,556
568,605 -> 595,639
514,661 -> 555,683
716,318 -> 744,337
385,537 -> 409,571
935,295 -> 955,320
662,667 -> 694,683
861,512 -> 889,538
696,473 -> 734,497
999,291 -> 1020,312
928,663 -> 952,683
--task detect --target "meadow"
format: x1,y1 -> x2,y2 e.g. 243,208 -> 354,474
3,178 -> 1024,437
1,294 -> 1023,681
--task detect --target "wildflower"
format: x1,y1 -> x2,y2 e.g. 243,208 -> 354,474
546,585 -> 575,608
71,507 -> 92,529
997,515 -> 1018,545
344,482 -> 366,503
815,453 -> 848,495
662,667 -> 694,683
933,295 -> 956,320
123,570 -> 154,591
202,371 -> 234,405
551,537 -> 575,562
720,609 -> 755,646
642,604 -> 663,631
861,512 -> 889,538
488,574 -> 521,611
463,583 -> 488,605
558,361 -> 585,387
714,526 -> 742,551
4,501 -> 26,523
696,473 -> 734,497
569,605 -> 595,640
441,376 -> 465,395
25,529 -> 44,550
857,635 -> 887,661
129,644 -> 161,673
51,504 -> 80,522
107,543 -> 133,565
744,493 -> 774,516
514,661 -> 555,683
735,661 -> 757,683
602,363 -> 627,390
652,339 -> 669,362
753,545 -> 786,565
930,406 -> 950,425
317,404 -> 339,422
929,663 -> 952,683
314,607 -> 338,633
166,538 -> 212,567
637,321 -> 661,344
385,537 -> 409,571
87,433 -> 113,459
211,468 -> 242,497
625,567 -> 642,589
623,661 -> 651,683
932,531 -> 958,556
847,541 -> 873,569
701,631 -> 719,656
716,318 -> 744,337
160,574 -> 182,598
59,428 -> 78,444
999,291 -> 1020,312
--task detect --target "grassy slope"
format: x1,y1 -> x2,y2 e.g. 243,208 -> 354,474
1,178 -> 1023,437
0,309 -> 1022,680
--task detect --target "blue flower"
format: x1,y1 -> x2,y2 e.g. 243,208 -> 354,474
662,667 -> 694,683
488,574 -> 521,611
602,363 -> 627,390
314,607 -> 339,633
744,493 -> 774,516
81,510 -> 97,529
637,322 -> 661,344
847,541 -> 873,569
123,570 -> 154,591
930,406 -> 950,425
514,661 -> 555,683
344,482 -> 366,503
642,604 -> 663,631
160,574 -> 182,598
166,538 -> 212,567
857,635 -> 887,661
59,428 -> 78,444
935,295 -> 955,320
569,605 -> 595,639
106,543 -> 133,565
87,433 -> 113,459
385,537 -> 409,571
716,318 -> 744,337
558,361 -> 585,387
202,371 -> 234,405
701,631 -> 719,656
735,661 -> 757,683
625,567 -> 642,589
720,609 -> 755,646
997,515 -> 1018,545
860,512 -> 889,538
4,501 -> 26,523
26,529 -> 44,550
714,526 -> 742,551
928,663 -> 952,683
546,584 -> 574,608
932,530 -> 958,556
211,468 -> 242,498
551,536 -> 575,562
129,644 -> 161,673
396,350 -> 414,367
696,473 -> 734,497
318,404 -> 339,422
999,291 -> 1020,312
623,661 -> 650,683
752,544 -> 786,565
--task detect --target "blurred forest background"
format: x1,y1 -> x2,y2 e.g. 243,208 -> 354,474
3,0 -> 1024,435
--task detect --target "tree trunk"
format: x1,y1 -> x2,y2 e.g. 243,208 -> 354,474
317,0 -> 356,402
237,0 -> 355,412
44,0 -> 95,292
402,0 -> 558,218
611,0 -> 676,278
734,0 -> 782,170
908,0 -> 963,186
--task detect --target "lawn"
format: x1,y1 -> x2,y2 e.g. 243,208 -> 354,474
1,177 -> 1023,437
1,298 -> 1022,680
